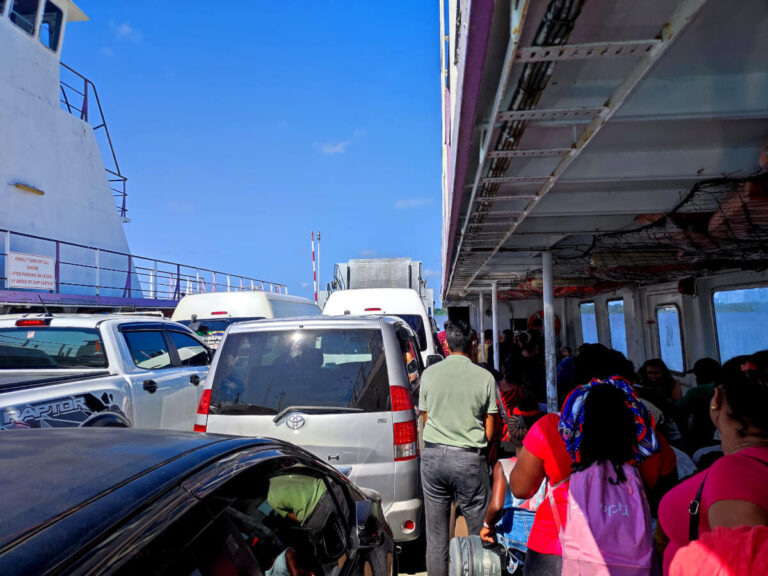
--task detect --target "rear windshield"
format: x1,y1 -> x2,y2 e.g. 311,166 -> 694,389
396,314 -> 427,351
179,318 -> 265,336
0,327 -> 107,369
210,328 -> 390,415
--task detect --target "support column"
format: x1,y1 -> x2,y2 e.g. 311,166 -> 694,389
492,280 -> 499,372
478,292 -> 485,363
543,252 -> 557,413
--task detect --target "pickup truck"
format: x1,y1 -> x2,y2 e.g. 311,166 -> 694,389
0,314 -> 211,430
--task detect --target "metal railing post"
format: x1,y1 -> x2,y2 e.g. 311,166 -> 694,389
3,231 -> 9,289
95,248 -> 100,296
55,241 -> 60,293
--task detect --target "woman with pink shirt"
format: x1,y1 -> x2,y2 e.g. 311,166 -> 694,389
659,351 -> 768,574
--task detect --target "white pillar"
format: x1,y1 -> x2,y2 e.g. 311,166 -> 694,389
478,291 -> 485,363
491,280 -> 500,372
543,251 -> 557,413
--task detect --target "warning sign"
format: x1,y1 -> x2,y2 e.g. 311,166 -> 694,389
8,252 -> 56,290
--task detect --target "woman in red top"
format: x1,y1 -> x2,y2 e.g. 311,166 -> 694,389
659,352 -> 768,575
508,344 -> 677,576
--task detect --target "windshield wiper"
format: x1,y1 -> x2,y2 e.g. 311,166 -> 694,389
272,405 -> 363,423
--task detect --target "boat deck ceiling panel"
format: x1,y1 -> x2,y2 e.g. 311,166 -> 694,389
444,0 -> 768,299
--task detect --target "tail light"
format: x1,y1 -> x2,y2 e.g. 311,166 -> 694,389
16,319 -> 51,326
390,386 -> 418,461
194,389 -> 212,433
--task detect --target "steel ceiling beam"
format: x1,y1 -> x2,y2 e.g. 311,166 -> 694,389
461,0 -> 712,291
487,148 -> 571,159
515,40 -> 661,63
474,195 -> 537,202
497,107 -> 604,122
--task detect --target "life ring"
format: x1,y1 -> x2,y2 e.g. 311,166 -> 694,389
528,310 -> 561,334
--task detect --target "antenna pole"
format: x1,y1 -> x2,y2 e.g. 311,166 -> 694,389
317,231 -> 321,297
312,232 -> 317,305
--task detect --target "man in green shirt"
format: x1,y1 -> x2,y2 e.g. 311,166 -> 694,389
419,320 -> 497,576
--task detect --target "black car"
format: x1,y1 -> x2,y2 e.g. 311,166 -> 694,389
0,429 -> 395,575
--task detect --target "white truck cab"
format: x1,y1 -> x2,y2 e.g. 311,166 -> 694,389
322,288 -> 440,366
0,314 -> 211,430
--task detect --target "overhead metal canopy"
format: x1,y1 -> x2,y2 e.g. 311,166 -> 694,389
441,0 -> 768,301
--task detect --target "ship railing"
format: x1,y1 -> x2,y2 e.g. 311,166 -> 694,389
0,228 -> 287,305
59,63 -> 128,220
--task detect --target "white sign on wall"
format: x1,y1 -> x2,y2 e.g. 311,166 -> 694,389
7,251 -> 56,290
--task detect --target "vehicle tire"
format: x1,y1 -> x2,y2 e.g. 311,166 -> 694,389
80,410 -> 131,428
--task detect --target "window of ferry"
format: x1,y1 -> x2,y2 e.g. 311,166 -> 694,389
607,299 -> 628,357
10,0 -> 39,35
580,302 -> 598,344
656,305 -> 684,373
39,1 -> 62,51
713,286 -> 768,362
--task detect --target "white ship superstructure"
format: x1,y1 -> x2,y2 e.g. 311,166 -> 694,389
0,0 -> 285,310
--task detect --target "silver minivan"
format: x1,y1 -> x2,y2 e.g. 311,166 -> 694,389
194,315 -> 424,542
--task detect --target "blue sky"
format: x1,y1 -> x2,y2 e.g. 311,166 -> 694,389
62,1 -> 442,300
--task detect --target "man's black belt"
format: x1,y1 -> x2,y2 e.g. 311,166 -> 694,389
424,441 -> 482,454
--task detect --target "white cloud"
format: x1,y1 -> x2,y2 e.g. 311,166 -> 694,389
166,201 -> 196,215
395,197 -> 431,209
99,46 -> 114,57
301,282 -> 310,288
423,268 -> 440,278
316,129 -> 363,156
319,139 -> 352,155
110,19 -> 142,43
359,249 -> 377,258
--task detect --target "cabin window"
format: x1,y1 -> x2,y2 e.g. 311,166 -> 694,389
607,299 -> 628,357
713,286 -> 768,362
580,302 -> 598,344
10,0 -> 39,35
0,1 -> 7,19
655,305 -> 684,372
39,1 -> 62,51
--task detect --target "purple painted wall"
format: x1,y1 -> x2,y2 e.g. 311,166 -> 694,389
442,0 -> 495,299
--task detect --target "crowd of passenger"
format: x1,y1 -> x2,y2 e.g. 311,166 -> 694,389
420,320 -> 768,575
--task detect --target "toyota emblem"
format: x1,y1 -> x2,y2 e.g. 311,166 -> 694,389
285,414 -> 306,430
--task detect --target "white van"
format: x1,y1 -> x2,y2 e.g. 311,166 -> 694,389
322,288 -> 440,365
172,291 -> 320,348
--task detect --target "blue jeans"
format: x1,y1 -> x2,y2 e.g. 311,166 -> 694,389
496,508 -> 536,573
421,445 -> 490,576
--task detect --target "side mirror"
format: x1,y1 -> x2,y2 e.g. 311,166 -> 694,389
355,500 -> 383,550
427,355 -> 443,367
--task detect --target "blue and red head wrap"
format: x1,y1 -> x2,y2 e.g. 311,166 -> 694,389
558,375 -> 660,465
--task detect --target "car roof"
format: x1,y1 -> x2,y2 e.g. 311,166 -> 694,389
0,430 -> 272,557
227,314 -> 405,333
0,314 -> 181,329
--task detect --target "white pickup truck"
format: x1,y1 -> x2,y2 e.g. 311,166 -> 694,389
0,314 -> 211,430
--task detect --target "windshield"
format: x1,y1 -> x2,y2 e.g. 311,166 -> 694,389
0,328 -> 107,369
395,314 -> 427,351
210,328 -> 390,415
178,318 -> 265,335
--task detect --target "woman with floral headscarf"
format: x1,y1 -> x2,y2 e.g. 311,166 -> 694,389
507,345 -> 677,576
